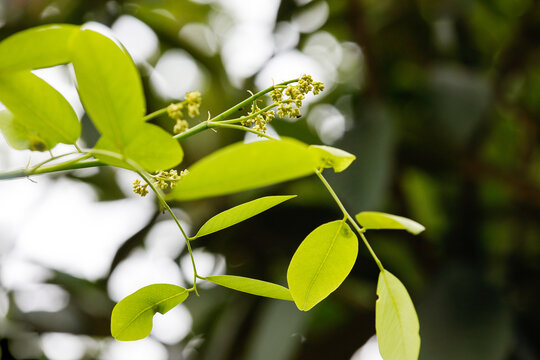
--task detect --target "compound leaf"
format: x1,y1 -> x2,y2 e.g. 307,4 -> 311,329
355,211 -> 425,235
287,220 -> 358,311
0,71 -> 80,150
205,275 -> 293,301
194,195 -> 296,238
0,24 -> 78,72
169,138 -> 318,201
70,27 -> 145,150
309,145 -> 356,173
376,270 -> 420,360
111,284 -> 188,341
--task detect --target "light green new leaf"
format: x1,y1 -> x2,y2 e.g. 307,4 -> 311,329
0,24 -> 78,72
0,109 -> 40,150
169,138 -> 318,201
70,28 -> 145,149
309,145 -> 356,172
287,220 -> 358,311
0,71 -> 80,150
376,270 -> 420,360
111,284 -> 188,341
93,123 -> 183,171
205,275 -> 293,301
124,124 -> 184,171
194,195 -> 296,238
355,211 -> 425,235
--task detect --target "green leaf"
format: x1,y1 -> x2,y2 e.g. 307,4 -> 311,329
70,28 -> 182,171
355,211 -> 425,235
309,145 -> 356,172
111,284 -> 188,341
169,138 -> 318,201
194,195 -> 296,238
93,123 -> 184,171
0,71 -> 80,150
376,270 -> 420,360
70,28 -> 145,149
0,109 -> 43,150
124,124 -> 184,171
287,220 -> 358,311
205,275 -> 293,301
0,24 -> 79,72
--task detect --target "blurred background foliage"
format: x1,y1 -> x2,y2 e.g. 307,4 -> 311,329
1,0 -> 539,359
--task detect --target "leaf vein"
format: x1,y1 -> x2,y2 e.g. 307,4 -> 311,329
382,272 -> 408,356
116,290 -> 186,337
301,221 -> 344,309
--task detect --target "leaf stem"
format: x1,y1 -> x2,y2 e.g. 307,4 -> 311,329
86,148 -> 200,295
173,120 -> 209,141
143,107 -> 168,122
209,122 -> 276,140
136,168 -> 201,296
315,169 -> 384,271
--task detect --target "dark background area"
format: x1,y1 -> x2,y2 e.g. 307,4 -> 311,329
1,0 -> 539,359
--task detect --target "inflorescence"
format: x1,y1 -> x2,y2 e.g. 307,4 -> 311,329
132,169 -> 189,197
242,101 -> 275,134
243,74 -> 324,135
167,91 -> 202,134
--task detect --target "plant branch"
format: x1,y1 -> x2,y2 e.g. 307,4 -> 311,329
143,107 -> 169,122
217,103 -> 280,125
173,120 -> 209,141
135,167 -> 200,296
209,79 -> 298,123
0,78 -> 299,180
0,155 -> 103,180
209,122 -> 276,140
87,148 -> 200,295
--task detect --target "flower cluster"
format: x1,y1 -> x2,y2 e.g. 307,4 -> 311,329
241,75 -> 324,135
132,169 -> 189,197
167,91 -> 202,134
241,102 -> 275,134
151,169 -> 189,190
185,91 -> 202,118
274,74 -> 324,119
132,179 -> 149,196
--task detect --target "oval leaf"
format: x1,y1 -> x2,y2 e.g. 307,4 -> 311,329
205,275 -> 293,301
123,123 -> 184,171
169,138 -> 318,201
0,71 -> 80,150
194,195 -> 296,238
355,211 -> 425,235
70,28 -> 145,149
111,284 -> 188,341
376,270 -> 420,360
0,24 -> 78,72
0,109 -> 43,150
309,145 -> 356,173
93,118 -> 183,172
287,220 -> 358,311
